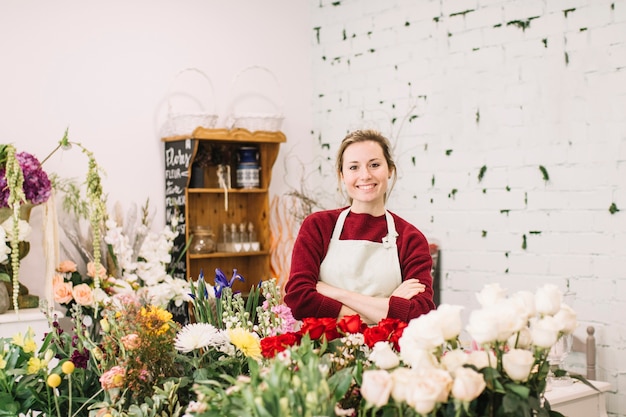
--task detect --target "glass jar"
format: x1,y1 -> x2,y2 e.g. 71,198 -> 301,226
189,226 -> 216,254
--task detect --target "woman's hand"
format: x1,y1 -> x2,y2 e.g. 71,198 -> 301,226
391,278 -> 425,299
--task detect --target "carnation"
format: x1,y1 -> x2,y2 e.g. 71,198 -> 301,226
0,151 -> 51,207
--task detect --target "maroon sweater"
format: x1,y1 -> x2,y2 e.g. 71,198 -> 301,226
284,207 -> 435,322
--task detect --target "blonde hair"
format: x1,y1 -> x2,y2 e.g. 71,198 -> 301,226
336,129 -> 397,203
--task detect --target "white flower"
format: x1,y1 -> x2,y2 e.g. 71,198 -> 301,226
535,284 -> 562,316
509,290 -> 536,320
1,218 -> 32,241
451,367 -> 486,402
361,370 -> 393,407
502,349 -> 535,382
553,303 -> 577,335
441,349 -> 467,374
400,312 -> 445,352
475,283 -> 507,307
432,304 -> 464,341
508,326 -> 533,350
466,349 -> 497,370
369,341 -> 400,370
405,378 -> 441,415
399,348 -> 437,370
466,308 -> 499,345
419,368 -> 453,403
390,367 -> 418,402
175,323 -> 228,353
530,316 -> 560,348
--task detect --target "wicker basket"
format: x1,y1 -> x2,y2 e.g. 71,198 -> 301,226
160,68 -> 218,138
227,65 -> 284,132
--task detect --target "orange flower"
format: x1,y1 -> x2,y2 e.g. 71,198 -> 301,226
52,273 -> 64,286
87,261 -> 107,279
53,282 -> 74,304
56,260 -> 78,273
72,283 -> 94,306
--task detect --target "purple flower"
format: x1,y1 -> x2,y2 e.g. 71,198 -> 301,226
0,151 -> 51,207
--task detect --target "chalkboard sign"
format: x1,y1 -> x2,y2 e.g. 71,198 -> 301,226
164,138 -> 196,280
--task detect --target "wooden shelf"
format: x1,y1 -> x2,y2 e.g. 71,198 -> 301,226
163,128 -> 285,292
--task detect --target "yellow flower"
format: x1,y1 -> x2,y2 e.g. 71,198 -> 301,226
27,357 -> 45,374
140,306 -> 173,335
47,373 -> 62,388
11,327 -> 36,353
62,361 -> 75,375
228,328 -> 262,360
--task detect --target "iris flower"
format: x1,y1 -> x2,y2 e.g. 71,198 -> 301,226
214,268 -> 244,298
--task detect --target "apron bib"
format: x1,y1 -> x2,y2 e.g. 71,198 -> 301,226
319,208 -> 402,297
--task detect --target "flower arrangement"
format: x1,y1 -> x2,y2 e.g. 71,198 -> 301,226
0,130 -> 106,313
2,277 -> 585,417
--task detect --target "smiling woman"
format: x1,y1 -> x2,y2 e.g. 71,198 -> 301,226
284,129 -> 435,325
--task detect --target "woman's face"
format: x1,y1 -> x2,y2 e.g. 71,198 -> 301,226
340,140 -> 391,212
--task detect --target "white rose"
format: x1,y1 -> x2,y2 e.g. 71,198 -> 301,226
400,312 -> 445,352
476,283 -> 507,307
390,367 -> 418,402
507,327 -> 533,350
369,341 -> 400,370
433,304 -> 464,341
441,349 -> 468,374
360,370 -> 392,407
399,348 -> 438,371
535,284 -> 562,316
510,290 -> 536,320
451,367 -> 486,402
553,303 -> 577,335
530,316 -> 560,348
492,301 -> 526,342
502,349 -> 535,382
419,369 -> 453,402
405,379 -> 440,415
466,308 -> 499,345
466,349 -> 497,370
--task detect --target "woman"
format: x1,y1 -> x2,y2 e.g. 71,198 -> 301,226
284,129 -> 435,324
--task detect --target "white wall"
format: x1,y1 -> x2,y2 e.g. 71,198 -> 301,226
302,0 -> 625,415
0,0 -> 312,298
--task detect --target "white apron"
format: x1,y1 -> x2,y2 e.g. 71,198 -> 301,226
319,208 -> 402,297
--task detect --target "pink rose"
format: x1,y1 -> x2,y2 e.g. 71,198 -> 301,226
99,365 -> 126,390
56,260 -> 77,273
72,283 -> 94,306
53,282 -> 74,304
52,273 -> 64,286
87,261 -> 107,279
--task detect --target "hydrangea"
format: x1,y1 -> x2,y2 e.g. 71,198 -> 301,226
0,151 -> 51,207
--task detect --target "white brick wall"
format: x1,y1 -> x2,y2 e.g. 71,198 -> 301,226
302,0 -> 626,414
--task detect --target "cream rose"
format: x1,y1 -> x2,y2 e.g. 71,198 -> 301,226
508,326 -> 533,350
476,283 -> 507,307
419,369 -> 453,403
535,284 -> 562,316
399,312 -> 445,352
72,283 -> 95,306
530,316 -> 560,348
466,349 -> 497,370
441,349 -> 468,374
451,367 -> 486,402
433,304 -> 464,341
399,348 -> 437,371
553,303 -> 577,335
56,260 -> 77,273
360,370 -> 392,407
390,367 -> 418,402
502,349 -> 535,382
466,308 -> 499,345
53,282 -> 74,304
369,341 -> 400,370
405,379 -> 441,415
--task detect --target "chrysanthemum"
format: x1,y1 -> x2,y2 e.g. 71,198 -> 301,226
175,323 -> 228,353
227,327 -> 262,360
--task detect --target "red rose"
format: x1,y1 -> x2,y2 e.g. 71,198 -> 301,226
300,317 -> 341,341
337,314 -> 366,335
260,332 -> 302,358
363,326 -> 390,348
